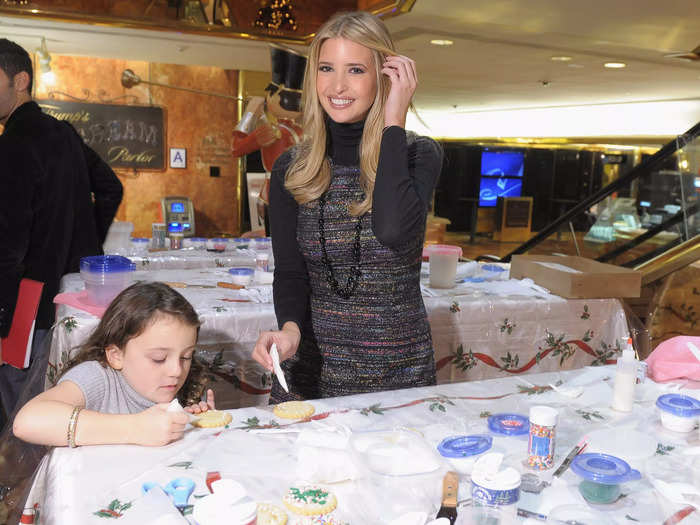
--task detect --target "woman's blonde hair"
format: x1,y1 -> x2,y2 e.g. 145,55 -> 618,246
285,11 -> 396,216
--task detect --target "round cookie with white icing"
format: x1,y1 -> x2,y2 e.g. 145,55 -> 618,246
190,410 -> 232,428
273,401 -> 315,420
257,503 -> 288,525
282,486 -> 337,516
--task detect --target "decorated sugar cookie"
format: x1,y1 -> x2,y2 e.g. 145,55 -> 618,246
273,401 -> 315,420
191,410 -> 233,428
257,502 -> 288,525
282,486 -> 337,516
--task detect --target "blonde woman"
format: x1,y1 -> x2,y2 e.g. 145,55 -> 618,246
252,11 -> 442,401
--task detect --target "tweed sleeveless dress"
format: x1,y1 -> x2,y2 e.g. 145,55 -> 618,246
271,139 -> 436,401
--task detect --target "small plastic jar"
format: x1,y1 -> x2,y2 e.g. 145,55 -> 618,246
80,255 -> 135,307
437,434 -> 493,474
488,413 -> 530,437
656,393 -> 700,433
424,244 -> 463,288
129,237 -> 150,256
184,237 -> 207,250
570,453 -> 641,504
228,268 -> 254,286
252,237 -> 272,252
169,232 -> 184,250
231,238 -> 250,250
207,238 -> 229,252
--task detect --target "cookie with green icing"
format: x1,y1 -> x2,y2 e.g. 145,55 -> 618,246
282,485 -> 337,516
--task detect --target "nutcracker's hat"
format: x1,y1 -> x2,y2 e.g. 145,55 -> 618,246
265,44 -> 288,95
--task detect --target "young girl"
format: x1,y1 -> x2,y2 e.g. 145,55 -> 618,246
252,11 -> 443,401
13,282 -> 214,447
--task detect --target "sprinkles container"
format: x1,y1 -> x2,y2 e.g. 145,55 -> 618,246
527,406 -> 558,470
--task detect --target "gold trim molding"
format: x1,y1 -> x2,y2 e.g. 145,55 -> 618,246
0,0 -> 417,45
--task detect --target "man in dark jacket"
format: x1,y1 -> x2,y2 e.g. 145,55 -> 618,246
0,39 -> 123,429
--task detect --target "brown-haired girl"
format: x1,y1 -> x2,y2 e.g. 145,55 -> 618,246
13,282 -> 214,447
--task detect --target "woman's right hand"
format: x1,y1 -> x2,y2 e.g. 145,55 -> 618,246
131,404 -> 189,447
251,322 -> 301,371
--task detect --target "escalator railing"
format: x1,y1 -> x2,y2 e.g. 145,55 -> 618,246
498,121 -> 700,266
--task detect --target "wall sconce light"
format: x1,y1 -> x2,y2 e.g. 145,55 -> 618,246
36,37 -> 55,85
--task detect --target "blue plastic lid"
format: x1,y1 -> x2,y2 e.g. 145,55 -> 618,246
131,237 -> 149,243
211,238 -> 229,243
228,268 -> 255,276
254,237 -> 272,244
190,237 -> 207,242
438,434 -> 493,458
232,238 -> 249,243
481,264 -> 507,273
656,393 -> 700,418
487,413 -> 529,436
571,453 -> 641,485
80,255 -> 135,273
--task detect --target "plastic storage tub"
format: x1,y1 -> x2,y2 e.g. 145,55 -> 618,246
129,237 -> 149,256
570,453 -> 641,504
228,268 -> 254,286
80,255 -> 135,307
207,238 -> 229,252
656,393 -> 700,433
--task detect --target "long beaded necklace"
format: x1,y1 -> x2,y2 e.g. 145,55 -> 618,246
318,193 -> 363,299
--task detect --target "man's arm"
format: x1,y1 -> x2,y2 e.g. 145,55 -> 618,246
0,141 -> 35,338
80,140 -> 123,245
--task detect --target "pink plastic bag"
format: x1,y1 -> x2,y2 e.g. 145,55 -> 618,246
645,336 -> 700,382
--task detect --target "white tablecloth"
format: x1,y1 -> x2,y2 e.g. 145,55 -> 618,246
46,263 -> 630,409
24,367 -> 700,524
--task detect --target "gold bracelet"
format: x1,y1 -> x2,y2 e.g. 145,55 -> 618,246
67,406 -> 83,448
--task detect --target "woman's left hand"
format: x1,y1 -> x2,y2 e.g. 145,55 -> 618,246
184,388 -> 215,414
381,55 -> 417,129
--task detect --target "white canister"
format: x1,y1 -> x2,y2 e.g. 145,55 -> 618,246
425,244 -> 462,288
471,452 -> 521,517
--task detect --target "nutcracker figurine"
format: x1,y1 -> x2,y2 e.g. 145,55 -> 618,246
232,44 -> 306,234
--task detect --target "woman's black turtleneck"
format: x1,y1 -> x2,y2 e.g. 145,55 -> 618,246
268,119 -> 443,332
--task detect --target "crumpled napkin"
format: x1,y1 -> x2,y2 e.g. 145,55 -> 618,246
237,286 -> 273,303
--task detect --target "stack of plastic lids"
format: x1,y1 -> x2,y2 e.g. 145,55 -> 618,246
80,255 -> 135,274
488,413 -> 529,436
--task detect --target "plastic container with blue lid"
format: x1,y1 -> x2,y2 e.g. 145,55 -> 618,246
481,264 -> 507,273
488,413 -> 529,436
570,453 -> 641,504
231,238 -> 250,250
438,434 -> 493,474
80,255 -> 136,307
656,393 -> 700,433
184,237 -> 207,250
207,238 -> 229,252
129,237 -> 149,256
228,268 -> 254,286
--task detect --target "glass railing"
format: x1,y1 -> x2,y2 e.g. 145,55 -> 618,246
500,121 -> 700,266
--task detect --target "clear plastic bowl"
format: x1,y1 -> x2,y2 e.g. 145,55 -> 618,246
80,255 -> 135,307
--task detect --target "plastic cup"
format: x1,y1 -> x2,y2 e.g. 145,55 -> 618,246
656,394 -> 700,433
425,244 -> 462,288
80,255 -> 135,307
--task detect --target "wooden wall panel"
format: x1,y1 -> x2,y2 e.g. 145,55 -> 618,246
33,54 -> 240,238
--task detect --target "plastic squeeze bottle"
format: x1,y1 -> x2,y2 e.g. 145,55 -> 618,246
611,339 -> 637,412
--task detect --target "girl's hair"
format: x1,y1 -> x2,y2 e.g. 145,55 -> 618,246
60,282 -> 205,403
285,11 -> 396,216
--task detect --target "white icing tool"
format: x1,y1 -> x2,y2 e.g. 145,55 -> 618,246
167,398 -> 200,424
270,343 -> 289,393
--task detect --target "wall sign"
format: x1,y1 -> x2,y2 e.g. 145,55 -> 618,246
170,148 -> 187,168
37,100 -> 165,170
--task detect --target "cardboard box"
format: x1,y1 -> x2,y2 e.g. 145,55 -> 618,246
510,255 -> 641,299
